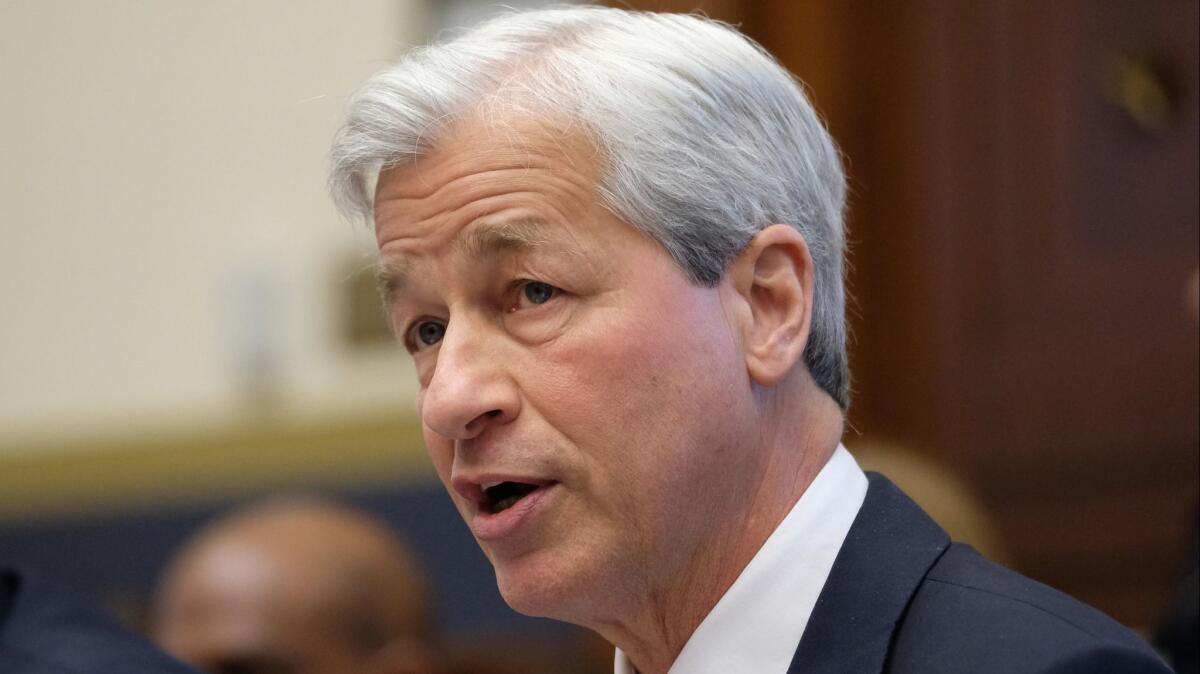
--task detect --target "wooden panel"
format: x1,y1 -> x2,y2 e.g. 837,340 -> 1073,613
939,0 -> 1198,628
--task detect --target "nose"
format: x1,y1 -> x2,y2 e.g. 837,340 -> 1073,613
419,318 -> 520,441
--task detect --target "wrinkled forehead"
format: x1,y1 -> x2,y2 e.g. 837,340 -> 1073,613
373,107 -> 603,208
371,110 -> 611,259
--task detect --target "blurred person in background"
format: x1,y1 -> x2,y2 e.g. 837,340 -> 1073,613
153,497 -> 441,674
329,6 -> 1170,674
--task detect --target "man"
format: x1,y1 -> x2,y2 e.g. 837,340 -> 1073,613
153,497 -> 440,674
0,564 -> 198,673
329,7 -> 1170,673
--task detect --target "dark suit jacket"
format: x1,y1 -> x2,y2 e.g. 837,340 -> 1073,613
0,565 -> 198,674
787,474 -> 1171,673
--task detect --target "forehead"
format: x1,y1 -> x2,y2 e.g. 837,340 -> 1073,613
370,113 -> 652,303
373,113 -> 604,248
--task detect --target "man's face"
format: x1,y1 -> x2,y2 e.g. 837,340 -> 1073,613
155,542 -> 375,674
374,115 -> 757,622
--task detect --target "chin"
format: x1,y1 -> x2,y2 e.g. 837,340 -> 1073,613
493,550 -> 597,621
494,563 -> 570,618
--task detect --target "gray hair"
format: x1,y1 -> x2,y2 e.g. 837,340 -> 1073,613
330,6 -> 850,408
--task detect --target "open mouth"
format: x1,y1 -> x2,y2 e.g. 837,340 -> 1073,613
481,481 -> 541,514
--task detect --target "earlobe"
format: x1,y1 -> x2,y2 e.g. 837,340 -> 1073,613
731,224 -> 815,387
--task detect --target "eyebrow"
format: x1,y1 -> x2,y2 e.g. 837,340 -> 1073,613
460,217 -> 553,257
376,217 -> 554,305
376,258 -> 411,306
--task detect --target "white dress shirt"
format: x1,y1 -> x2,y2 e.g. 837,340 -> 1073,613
614,445 -> 868,674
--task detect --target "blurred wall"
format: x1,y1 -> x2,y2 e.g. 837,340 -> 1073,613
0,1 -> 431,447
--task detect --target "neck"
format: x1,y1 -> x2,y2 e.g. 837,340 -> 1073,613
599,387 -> 844,674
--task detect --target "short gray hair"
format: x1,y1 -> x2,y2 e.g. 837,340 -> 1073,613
330,6 -> 850,408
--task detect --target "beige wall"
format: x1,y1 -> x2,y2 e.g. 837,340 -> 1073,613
0,1 -> 432,449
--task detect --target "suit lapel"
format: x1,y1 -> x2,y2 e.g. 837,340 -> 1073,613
786,473 -> 950,674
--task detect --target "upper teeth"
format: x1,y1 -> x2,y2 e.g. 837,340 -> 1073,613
482,481 -> 503,491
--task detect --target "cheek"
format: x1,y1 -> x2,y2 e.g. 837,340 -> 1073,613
420,422 -> 455,481
535,289 -> 744,491
421,428 -> 475,523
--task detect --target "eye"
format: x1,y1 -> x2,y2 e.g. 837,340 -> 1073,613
517,281 -> 558,308
407,319 -> 445,351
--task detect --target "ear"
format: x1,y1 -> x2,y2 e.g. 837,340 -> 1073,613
727,224 -> 815,387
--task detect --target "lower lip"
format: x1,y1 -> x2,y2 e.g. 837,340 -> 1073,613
470,483 -> 559,542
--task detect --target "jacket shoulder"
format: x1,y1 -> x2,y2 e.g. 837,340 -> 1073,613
888,544 -> 1169,674
0,566 -> 197,674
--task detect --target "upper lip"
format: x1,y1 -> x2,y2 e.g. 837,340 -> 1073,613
452,473 -> 556,508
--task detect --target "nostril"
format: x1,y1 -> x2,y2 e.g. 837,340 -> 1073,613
463,408 -> 507,437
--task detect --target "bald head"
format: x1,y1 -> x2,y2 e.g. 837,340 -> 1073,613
153,497 -> 438,674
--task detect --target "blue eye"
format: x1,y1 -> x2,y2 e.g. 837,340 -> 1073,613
523,281 -> 556,305
413,321 -> 445,348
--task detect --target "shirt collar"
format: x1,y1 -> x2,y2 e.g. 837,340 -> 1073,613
615,445 -> 868,674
